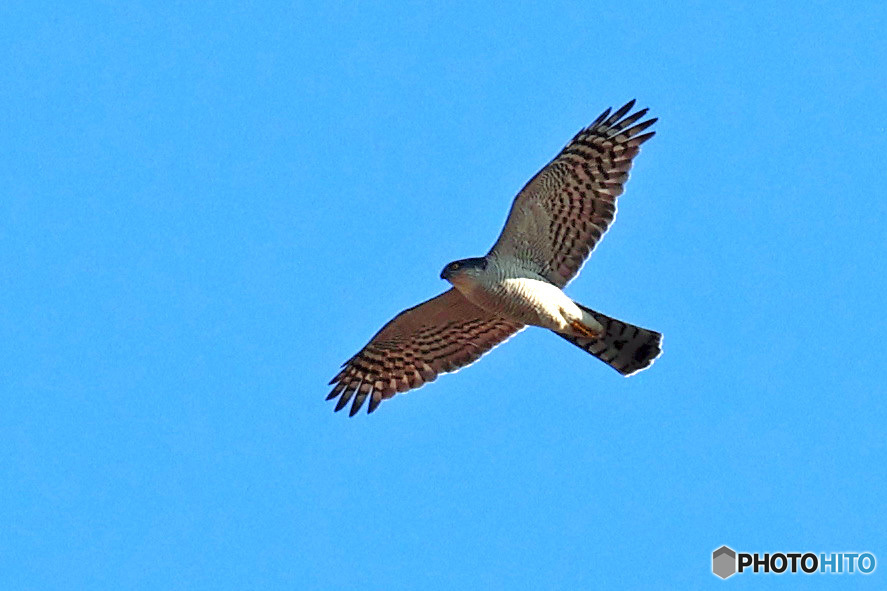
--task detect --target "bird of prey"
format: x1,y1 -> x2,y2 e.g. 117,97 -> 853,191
328,100 -> 662,416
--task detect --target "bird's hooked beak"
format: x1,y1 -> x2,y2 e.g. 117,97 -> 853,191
441,258 -> 484,282
440,261 -> 460,281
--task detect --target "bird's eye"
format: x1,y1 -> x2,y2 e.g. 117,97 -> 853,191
451,262 -> 460,270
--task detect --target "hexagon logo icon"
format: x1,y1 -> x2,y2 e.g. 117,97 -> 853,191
712,546 -> 737,579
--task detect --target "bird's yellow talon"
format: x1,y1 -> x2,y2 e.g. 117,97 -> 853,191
570,320 -> 601,339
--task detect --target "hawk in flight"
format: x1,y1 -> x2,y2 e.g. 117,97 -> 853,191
329,100 -> 662,415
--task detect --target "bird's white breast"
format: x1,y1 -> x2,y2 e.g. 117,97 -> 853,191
457,259 -> 578,332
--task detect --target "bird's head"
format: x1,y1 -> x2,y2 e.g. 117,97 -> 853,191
440,257 -> 488,285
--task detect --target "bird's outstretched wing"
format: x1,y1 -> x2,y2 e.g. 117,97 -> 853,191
489,100 -> 656,287
328,289 -> 523,416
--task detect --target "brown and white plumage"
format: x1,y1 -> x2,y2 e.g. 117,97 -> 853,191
328,101 -> 661,415
489,100 -> 656,287
328,289 -> 523,416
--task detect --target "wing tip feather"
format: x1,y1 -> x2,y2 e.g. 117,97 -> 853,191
610,99 -> 636,122
633,130 -> 656,145
590,107 -> 612,128
349,392 -> 367,416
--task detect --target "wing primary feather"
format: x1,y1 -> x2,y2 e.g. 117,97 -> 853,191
333,392 -> 350,412
367,390 -> 383,413
624,118 -> 658,137
349,387 -> 369,417
326,381 -> 346,400
359,386 -> 376,415
610,108 -> 648,133
589,107 -> 612,128
335,380 -> 359,412
603,99 -> 636,127
632,131 -> 656,145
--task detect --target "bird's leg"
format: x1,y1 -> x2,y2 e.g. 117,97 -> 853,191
568,319 -> 602,339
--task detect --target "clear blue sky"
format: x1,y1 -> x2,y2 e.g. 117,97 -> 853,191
2,2 -> 885,589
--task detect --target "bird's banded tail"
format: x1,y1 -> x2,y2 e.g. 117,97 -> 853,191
556,305 -> 662,376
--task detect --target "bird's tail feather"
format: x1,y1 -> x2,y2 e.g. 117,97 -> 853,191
556,304 -> 662,376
